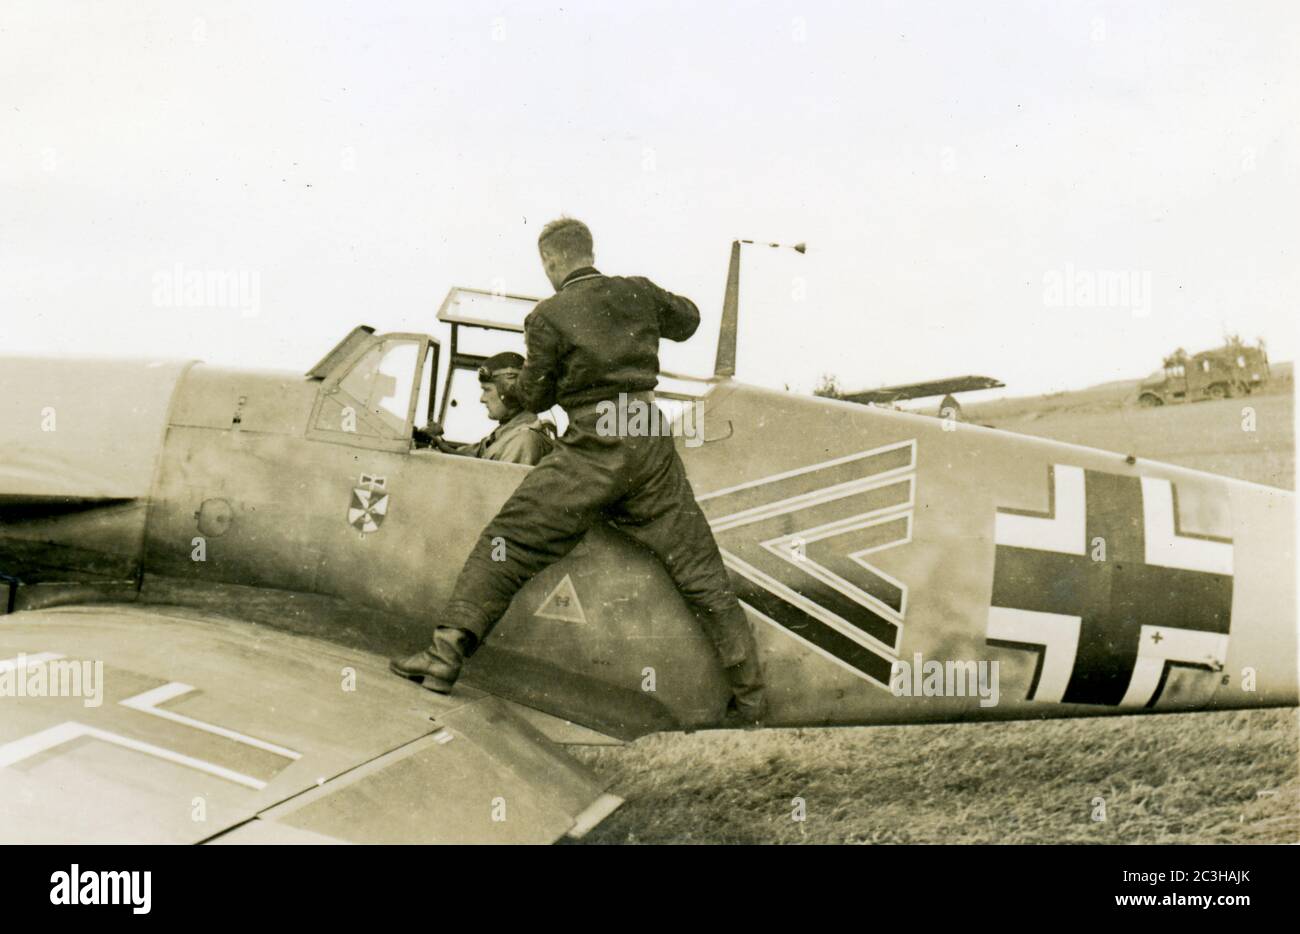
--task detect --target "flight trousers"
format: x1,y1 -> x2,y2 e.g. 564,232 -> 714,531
442,394 -> 755,667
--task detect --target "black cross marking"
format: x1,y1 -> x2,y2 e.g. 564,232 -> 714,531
991,470 -> 1231,706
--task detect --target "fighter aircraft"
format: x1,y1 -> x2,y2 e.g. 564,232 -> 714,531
2,242 -> 1295,843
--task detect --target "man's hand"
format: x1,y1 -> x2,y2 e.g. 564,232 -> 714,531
412,421 -> 446,448
414,421 -> 474,457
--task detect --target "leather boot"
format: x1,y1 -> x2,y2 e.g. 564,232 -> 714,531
722,652 -> 767,727
389,627 -> 476,694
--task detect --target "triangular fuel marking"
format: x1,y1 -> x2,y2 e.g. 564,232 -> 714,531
534,574 -> 587,623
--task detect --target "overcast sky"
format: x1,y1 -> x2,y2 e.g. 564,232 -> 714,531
2,0 -> 1297,399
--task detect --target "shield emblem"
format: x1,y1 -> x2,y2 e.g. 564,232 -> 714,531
348,475 -> 389,533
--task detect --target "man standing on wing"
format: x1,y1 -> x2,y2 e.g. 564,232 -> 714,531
391,217 -> 766,724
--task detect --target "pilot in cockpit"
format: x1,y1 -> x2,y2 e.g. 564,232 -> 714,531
414,352 -> 552,466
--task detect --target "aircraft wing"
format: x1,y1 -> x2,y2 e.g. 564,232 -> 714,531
841,374 -> 1005,404
0,604 -> 621,844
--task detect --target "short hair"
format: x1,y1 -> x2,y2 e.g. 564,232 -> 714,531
538,217 -> 594,263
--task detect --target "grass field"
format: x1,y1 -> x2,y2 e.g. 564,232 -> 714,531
573,375 -> 1298,844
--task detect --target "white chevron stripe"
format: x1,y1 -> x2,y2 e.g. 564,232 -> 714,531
721,549 -> 900,661
763,507 -> 912,637
705,441 -> 919,684
709,469 -> 913,533
698,439 -> 915,502
739,602 -> 891,689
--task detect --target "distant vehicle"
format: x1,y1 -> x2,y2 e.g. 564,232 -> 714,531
1137,337 -> 1270,406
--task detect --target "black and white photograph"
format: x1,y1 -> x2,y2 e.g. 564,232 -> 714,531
1,0 -> 1296,889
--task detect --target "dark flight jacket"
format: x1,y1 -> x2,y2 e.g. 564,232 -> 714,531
506,267 -> 700,413
442,265 -> 757,672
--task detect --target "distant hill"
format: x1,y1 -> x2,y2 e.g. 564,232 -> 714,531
961,360 -> 1292,423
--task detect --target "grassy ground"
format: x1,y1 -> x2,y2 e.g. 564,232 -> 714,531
574,711 -> 1297,844
573,376 -> 1298,844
